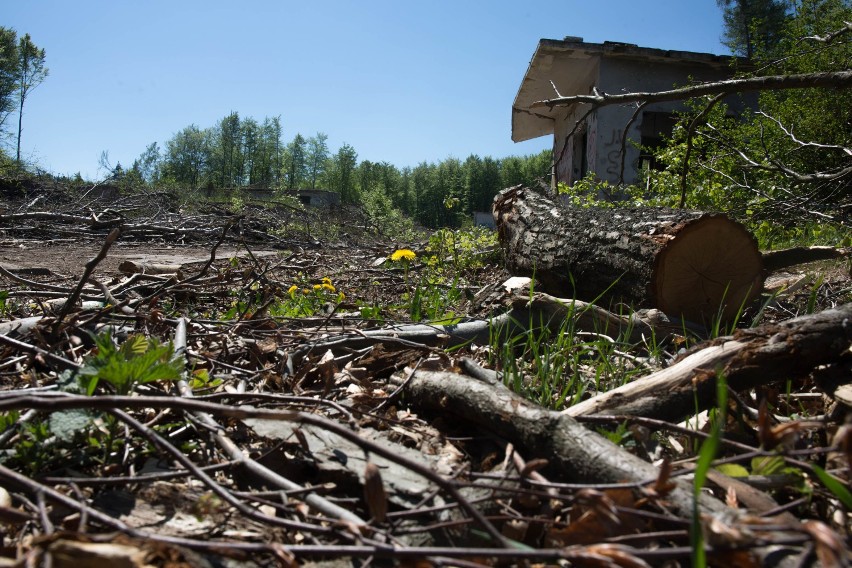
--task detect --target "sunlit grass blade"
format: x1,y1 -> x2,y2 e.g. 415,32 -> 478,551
691,371 -> 728,568
810,463 -> 852,510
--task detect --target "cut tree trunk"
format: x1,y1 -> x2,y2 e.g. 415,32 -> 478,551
493,185 -> 764,323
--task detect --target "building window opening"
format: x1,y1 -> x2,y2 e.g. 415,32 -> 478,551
639,111 -> 677,171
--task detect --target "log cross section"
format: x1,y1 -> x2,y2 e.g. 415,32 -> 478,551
493,185 -> 764,323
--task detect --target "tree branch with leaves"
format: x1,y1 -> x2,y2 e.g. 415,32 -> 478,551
549,4 -> 851,232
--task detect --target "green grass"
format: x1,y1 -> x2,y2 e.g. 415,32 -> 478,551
489,299 -> 654,411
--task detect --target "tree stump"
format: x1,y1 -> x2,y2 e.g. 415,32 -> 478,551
492,185 -> 764,323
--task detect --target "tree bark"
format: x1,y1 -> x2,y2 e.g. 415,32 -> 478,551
493,185 -> 764,323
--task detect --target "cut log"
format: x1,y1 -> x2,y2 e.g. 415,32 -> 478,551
493,185 -> 764,323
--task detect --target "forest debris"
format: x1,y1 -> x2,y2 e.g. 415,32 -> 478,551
244,414 -> 460,510
118,260 -> 184,278
762,245 -> 850,272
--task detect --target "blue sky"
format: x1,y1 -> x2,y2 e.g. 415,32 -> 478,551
5,1 -> 729,179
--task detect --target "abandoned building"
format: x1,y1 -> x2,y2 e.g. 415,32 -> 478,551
512,37 -> 747,188
279,188 -> 341,207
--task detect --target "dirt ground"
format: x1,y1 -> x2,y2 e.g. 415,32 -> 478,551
0,239 -> 281,278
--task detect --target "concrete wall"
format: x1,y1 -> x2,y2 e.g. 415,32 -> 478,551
473,211 -> 496,229
552,57 -> 600,186
554,57 -> 739,188
594,58 -> 733,185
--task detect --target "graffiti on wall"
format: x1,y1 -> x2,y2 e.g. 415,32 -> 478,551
601,128 -> 623,177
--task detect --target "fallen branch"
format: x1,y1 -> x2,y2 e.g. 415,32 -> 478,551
762,245 -> 850,272
171,318 -> 367,527
401,369 -> 727,521
531,70 -> 852,111
564,302 -> 852,421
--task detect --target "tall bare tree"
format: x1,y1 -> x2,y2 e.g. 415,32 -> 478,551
15,33 -> 48,163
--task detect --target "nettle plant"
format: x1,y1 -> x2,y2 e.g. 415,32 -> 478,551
0,330 -> 186,474
79,330 -> 183,396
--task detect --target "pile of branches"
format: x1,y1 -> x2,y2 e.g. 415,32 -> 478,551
0,178 -> 372,249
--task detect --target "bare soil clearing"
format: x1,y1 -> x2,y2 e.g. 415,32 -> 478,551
0,240 -> 278,277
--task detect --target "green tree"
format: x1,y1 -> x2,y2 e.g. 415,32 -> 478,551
328,143 -> 358,203
412,161 -> 434,225
717,0 -> 791,58
212,112 -> 242,188
643,0 -> 851,234
522,150 -> 553,186
306,132 -> 329,189
376,161 -> 403,209
161,124 -> 209,188
132,142 -> 161,184
357,159 -> 378,196
264,116 -> 283,186
397,166 -> 414,215
0,27 -> 17,136
500,156 -> 526,188
240,117 -> 259,186
14,33 -> 48,163
254,116 -> 282,187
284,133 -> 307,189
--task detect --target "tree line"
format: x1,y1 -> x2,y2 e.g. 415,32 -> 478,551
114,112 -> 551,228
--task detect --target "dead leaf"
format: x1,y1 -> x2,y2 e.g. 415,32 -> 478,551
803,520 -> 847,568
47,539 -> 151,568
584,544 -> 653,568
363,461 -> 388,523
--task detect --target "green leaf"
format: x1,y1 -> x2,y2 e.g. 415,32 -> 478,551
715,463 -> 750,478
49,410 -> 92,442
751,455 -> 787,476
79,330 -> 183,395
120,334 -> 149,358
810,464 -> 852,510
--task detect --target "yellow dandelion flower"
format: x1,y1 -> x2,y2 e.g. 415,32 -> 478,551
337,292 -> 345,301
322,283 -> 336,292
313,284 -> 322,290
390,249 -> 416,262
322,277 -> 332,284
302,288 -> 311,294
287,284 -> 298,296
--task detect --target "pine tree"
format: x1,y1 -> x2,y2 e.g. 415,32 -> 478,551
717,0 -> 791,58
0,27 -> 17,136
284,134 -> 307,189
306,133 -> 329,189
